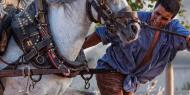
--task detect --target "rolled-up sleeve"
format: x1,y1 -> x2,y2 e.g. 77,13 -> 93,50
95,25 -> 111,45
170,19 -> 190,50
172,19 -> 190,36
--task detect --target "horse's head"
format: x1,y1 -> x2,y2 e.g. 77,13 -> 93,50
96,0 -> 141,44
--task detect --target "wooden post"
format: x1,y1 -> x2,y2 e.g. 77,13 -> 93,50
165,63 -> 174,95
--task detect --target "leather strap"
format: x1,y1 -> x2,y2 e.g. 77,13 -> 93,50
35,0 -> 88,76
23,37 -> 52,61
133,31 -> 160,72
0,68 -> 118,77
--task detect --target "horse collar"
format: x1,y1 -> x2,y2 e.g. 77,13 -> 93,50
9,0 -> 88,76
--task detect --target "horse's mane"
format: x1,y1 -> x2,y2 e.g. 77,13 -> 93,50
46,0 -> 77,4
46,0 -> 78,18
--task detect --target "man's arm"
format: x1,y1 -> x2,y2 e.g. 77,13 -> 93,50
169,19 -> 190,50
82,32 -> 101,49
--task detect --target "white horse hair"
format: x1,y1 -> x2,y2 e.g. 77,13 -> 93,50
0,0 -> 140,95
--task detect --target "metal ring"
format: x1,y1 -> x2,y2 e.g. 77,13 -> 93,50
81,73 -> 93,81
84,80 -> 90,89
30,74 -> 42,83
35,54 -> 45,65
81,74 -> 93,89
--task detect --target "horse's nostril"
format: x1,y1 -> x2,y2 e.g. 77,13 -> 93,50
130,24 -> 138,34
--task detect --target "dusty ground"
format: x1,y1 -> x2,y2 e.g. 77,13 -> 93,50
64,88 -> 100,95
0,87 -> 99,95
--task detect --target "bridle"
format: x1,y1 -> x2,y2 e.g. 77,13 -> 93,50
86,0 -> 140,33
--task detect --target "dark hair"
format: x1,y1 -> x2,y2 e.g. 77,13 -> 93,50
154,0 -> 180,18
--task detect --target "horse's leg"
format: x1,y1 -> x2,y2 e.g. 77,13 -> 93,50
3,75 -> 72,95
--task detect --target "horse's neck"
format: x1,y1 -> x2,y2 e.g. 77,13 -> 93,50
48,0 -> 91,61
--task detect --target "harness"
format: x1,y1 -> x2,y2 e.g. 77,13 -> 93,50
86,0 -> 139,33
10,0 -> 91,75
0,0 -> 122,89
1,0 -> 139,78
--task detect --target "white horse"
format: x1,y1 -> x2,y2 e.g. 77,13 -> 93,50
0,0 -> 140,95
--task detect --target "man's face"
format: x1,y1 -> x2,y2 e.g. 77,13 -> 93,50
150,4 -> 173,28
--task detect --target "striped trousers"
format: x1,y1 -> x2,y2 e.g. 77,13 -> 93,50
96,73 -> 133,95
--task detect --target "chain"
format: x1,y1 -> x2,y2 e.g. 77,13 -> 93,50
81,74 -> 93,89
17,66 -> 31,95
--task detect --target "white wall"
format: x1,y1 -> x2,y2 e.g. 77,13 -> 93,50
182,0 -> 190,18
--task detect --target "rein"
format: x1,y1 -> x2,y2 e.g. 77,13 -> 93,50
0,68 -> 117,78
140,22 -> 186,38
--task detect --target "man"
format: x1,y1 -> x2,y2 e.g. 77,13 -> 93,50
83,0 -> 190,95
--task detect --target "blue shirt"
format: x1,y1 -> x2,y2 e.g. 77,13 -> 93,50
95,11 -> 190,92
